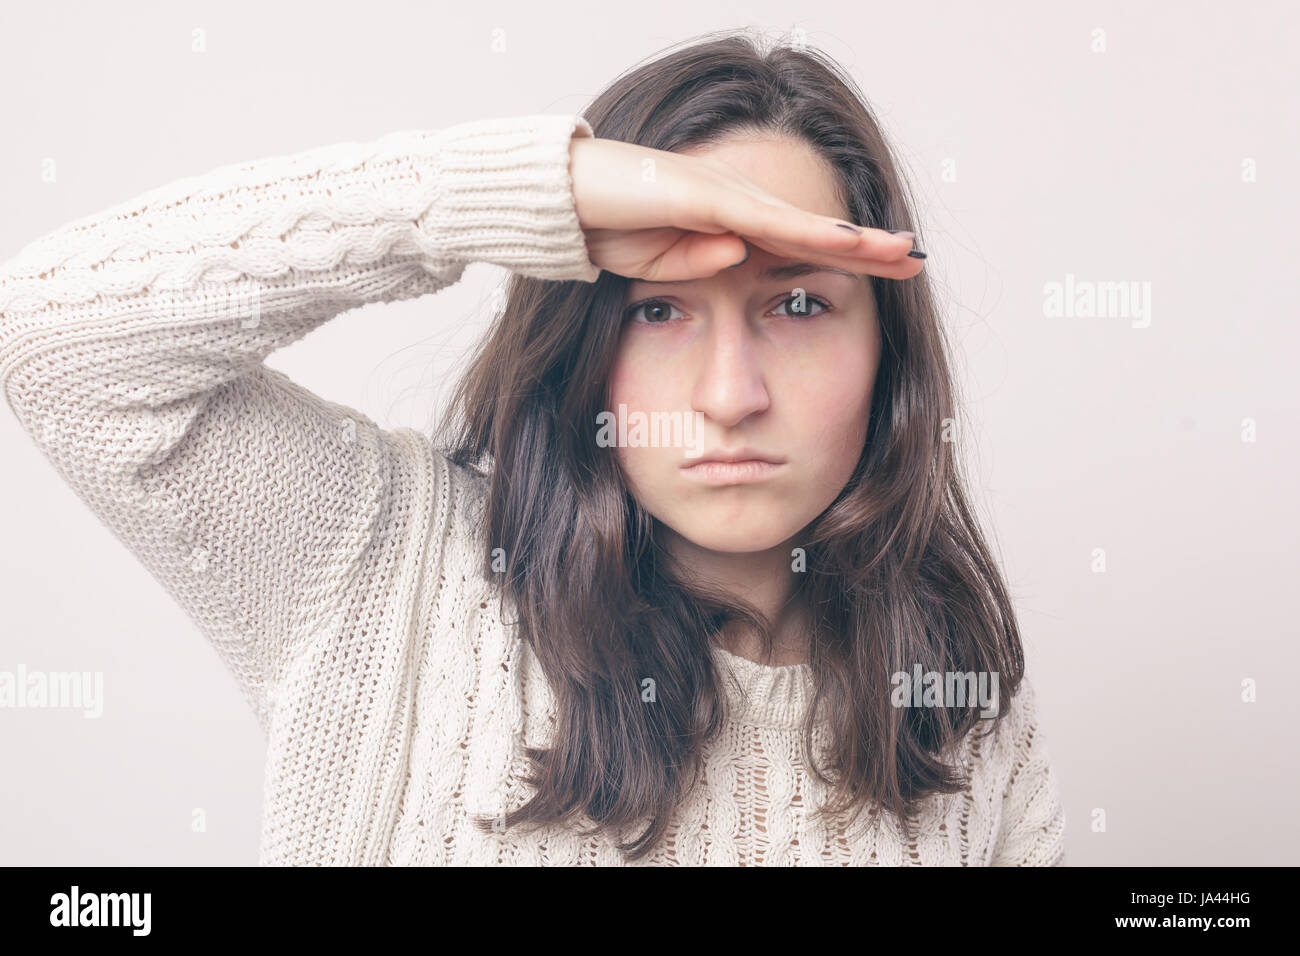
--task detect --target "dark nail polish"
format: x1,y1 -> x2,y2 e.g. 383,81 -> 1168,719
836,223 -> 861,233
885,229 -> 913,236
726,244 -> 751,268
907,250 -> 927,259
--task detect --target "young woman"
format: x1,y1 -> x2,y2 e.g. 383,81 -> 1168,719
0,30 -> 1065,865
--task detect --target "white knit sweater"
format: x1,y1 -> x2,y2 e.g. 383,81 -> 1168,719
0,113 -> 1066,866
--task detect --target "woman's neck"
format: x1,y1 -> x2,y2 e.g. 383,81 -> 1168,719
661,525 -> 811,666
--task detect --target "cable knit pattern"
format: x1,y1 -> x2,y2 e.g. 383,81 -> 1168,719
0,113 -> 1066,866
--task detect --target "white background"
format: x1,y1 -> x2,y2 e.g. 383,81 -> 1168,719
1,0 -> 1296,864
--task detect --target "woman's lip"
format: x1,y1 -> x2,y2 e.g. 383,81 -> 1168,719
680,459 -> 786,484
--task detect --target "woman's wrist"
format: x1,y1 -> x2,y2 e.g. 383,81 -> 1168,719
419,113 -> 600,282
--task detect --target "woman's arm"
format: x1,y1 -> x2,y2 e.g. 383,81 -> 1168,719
0,113 -> 600,731
988,677 -> 1068,866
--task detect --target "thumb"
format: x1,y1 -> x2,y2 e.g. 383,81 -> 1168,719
645,232 -> 751,282
694,233 -> 749,273
720,234 -> 750,269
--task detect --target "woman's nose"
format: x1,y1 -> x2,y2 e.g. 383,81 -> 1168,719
689,315 -> 771,428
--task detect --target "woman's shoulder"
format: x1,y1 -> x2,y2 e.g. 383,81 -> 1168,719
959,674 -> 1048,774
435,449 -> 491,525
971,674 -> 1066,865
420,445 -> 498,589
909,674 -> 1064,864
918,673 -> 1053,814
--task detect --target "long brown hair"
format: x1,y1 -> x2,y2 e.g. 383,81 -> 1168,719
435,28 -> 1024,861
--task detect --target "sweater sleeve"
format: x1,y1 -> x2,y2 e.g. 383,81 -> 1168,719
988,677 -> 1068,866
0,113 -> 601,731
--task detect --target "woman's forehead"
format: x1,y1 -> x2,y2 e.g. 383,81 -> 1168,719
678,133 -> 849,222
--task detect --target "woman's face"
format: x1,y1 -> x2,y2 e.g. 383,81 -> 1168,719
606,133 -> 883,556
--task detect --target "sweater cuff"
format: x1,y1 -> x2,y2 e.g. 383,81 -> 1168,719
421,114 -> 602,283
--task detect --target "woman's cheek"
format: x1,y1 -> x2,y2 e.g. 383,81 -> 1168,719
605,346 -> 634,411
606,370 -> 682,503
791,359 -> 874,484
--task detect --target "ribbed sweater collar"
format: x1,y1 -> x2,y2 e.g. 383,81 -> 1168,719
710,644 -> 820,730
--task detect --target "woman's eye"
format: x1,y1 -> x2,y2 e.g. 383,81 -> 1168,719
624,300 -> 684,324
623,295 -> 832,324
771,294 -> 831,319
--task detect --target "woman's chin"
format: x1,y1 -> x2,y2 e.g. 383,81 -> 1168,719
667,519 -> 801,556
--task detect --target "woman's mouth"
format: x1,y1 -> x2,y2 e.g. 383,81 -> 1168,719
679,459 -> 786,485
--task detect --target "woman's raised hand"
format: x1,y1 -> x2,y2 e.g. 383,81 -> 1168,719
568,135 -> 924,283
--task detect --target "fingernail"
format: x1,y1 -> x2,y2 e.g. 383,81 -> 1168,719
907,249 -> 927,259
886,229 -> 915,240
727,244 -> 751,268
835,223 -> 862,233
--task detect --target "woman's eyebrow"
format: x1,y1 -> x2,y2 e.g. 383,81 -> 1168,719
636,262 -> 860,286
758,262 -> 860,281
